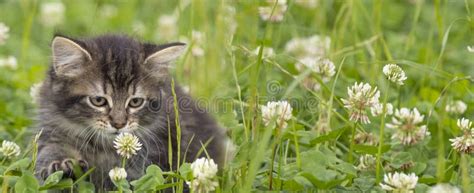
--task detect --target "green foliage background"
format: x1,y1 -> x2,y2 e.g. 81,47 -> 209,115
0,0 -> 473,192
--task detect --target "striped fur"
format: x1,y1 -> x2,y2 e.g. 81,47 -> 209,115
34,34 -> 226,191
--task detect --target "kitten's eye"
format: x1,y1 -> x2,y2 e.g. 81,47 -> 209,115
89,96 -> 107,107
129,97 -> 145,108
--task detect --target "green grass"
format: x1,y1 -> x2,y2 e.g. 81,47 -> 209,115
0,0 -> 474,192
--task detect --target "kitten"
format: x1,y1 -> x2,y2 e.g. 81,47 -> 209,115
34,34 -> 227,191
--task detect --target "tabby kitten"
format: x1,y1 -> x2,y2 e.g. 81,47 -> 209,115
34,34 -> 227,191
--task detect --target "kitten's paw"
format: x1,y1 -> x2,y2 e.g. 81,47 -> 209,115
39,159 -> 89,180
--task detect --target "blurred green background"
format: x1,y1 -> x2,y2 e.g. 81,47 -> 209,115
0,0 -> 472,139
0,0 -> 473,191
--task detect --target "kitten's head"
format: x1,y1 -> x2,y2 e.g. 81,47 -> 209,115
39,35 -> 185,138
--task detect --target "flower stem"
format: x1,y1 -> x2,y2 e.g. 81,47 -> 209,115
461,153 -> 471,193
121,157 -> 126,168
269,126 -> 281,190
268,142 -> 278,190
348,122 -> 358,163
436,107 -> 446,182
376,85 -> 390,183
118,158 -> 126,193
1,176 -> 8,193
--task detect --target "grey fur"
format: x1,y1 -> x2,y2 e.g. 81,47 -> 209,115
34,34 -> 227,191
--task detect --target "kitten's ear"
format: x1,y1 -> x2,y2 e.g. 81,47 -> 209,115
51,36 -> 92,77
143,43 -> 186,68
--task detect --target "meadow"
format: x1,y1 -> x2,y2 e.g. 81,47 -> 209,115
0,0 -> 473,192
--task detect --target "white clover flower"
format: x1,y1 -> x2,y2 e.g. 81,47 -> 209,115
297,57 -> 335,82
371,103 -> 394,117
113,133 -> 142,159
354,132 -> 378,146
428,183 -> 461,193
450,136 -> 474,153
450,118 -> 474,153
457,117 -> 472,130
294,0 -> 319,8
341,82 -> 380,124
356,154 -> 376,170
445,100 -> 467,115
0,140 -> 21,158
157,14 -> 177,40
383,64 -> 407,85
297,58 -> 335,92
253,46 -> 275,59
0,22 -> 9,45
258,0 -> 288,22
302,77 -> 322,91
187,158 -> 219,193
306,35 -> 331,57
285,35 -> 331,59
468,46 -> 474,53
109,167 -> 127,181
380,172 -> 418,193
317,58 -> 336,80
261,100 -> 293,129
0,56 -> 17,69
30,82 -> 43,104
387,108 -> 430,145
39,2 -> 65,27
315,114 -> 331,133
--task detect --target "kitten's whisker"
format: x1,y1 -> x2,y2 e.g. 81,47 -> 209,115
73,128 -> 87,148
91,129 -> 100,156
75,126 -> 93,150
78,127 -> 95,154
82,126 -> 99,155
133,131 -> 151,170
136,124 -> 169,167
73,125 -> 89,148
137,125 -> 163,149
96,130 -> 105,160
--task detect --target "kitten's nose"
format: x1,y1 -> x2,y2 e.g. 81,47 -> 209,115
110,109 -> 127,129
111,121 -> 127,129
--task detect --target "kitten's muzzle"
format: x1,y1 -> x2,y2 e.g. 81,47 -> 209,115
111,121 -> 127,129
110,108 -> 127,129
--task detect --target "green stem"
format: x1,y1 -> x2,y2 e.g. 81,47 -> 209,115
121,157 -> 126,168
376,85 -> 390,183
269,119 -> 283,190
436,107 -> 446,182
291,120 -> 301,169
1,176 -> 8,193
268,142 -> 278,190
30,135 -> 39,172
461,153 -> 471,193
171,79 -> 182,171
241,123 -> 276,192
348,122 -> 358,163
118,158 -> 126,193
230,48 -> 248,142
